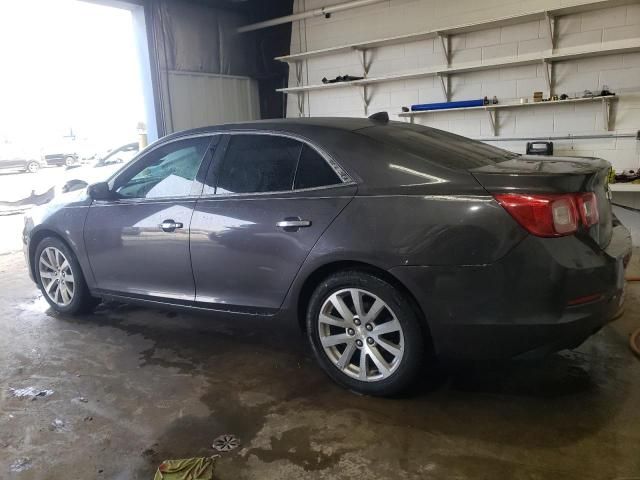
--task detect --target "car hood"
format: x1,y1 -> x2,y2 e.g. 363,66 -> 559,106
26,188 -> 92,226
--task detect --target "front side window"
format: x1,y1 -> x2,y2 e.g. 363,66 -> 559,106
115,137 -> 211,199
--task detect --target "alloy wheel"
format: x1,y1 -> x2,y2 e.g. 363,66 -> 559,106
38,247 -> 75,307
27,162 -> 39,173
318,288 -> 405,382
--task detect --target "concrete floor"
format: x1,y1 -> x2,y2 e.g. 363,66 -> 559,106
1,249 -> 640,480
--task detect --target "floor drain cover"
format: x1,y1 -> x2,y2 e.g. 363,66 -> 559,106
212,434 -> 241,452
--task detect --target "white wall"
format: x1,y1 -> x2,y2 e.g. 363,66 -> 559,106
287,0 -> 640,172
160,71 -> 260,133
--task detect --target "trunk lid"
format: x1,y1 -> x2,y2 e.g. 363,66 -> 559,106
471,155 -> 613,247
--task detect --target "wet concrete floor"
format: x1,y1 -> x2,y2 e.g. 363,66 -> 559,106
1,249 -> 639,479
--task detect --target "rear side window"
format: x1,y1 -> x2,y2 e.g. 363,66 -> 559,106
216,135 -> 301,194
358,125 -> 517,170
294,145 -> 340,190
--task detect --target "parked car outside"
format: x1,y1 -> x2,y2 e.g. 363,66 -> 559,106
0,144 -> 44,173
22,115 -> 632,396
94,142 -> 139,167
43,152 -> 79,167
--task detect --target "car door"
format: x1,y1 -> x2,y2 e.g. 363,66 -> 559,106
84,135 -> 216,302
0,145 -> 23,169
190,132 -> 356,313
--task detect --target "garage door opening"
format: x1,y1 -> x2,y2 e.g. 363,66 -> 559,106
0,0 -> 158,253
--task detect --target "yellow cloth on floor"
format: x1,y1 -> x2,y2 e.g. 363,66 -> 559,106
153,456 -> 216,480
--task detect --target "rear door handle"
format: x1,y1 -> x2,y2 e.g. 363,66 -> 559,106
277,217 -> 312,232
160,219 -> 184,232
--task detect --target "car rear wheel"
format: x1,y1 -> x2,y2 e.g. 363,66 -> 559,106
306,270 -> 425,396
26,161 -> 40,173
35,237 -> 98,315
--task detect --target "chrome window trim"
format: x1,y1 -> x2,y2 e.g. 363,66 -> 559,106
199,181 -> 357,200
91,196 -> 201,207
106,129 -> 354,202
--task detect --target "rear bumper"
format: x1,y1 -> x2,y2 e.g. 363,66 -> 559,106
390,223 -> 632,360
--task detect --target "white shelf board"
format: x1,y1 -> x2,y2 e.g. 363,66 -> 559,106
398,95 -> 616,117
276,67 -> 442,93
400,105 -> 487,115
275,0 -> 639,64
441,54 -> 543,75
610,183 -> 640,192
550,39 -> 640,62
277,40 -> 640,94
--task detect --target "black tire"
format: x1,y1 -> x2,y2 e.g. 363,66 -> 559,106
306,270 -> 425,396
34,237 -> 99,315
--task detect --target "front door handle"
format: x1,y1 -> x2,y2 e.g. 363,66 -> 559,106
277,217 -> 312,232
160,219 -> 184,232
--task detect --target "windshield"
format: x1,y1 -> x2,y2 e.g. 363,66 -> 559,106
357,124 -> 518,170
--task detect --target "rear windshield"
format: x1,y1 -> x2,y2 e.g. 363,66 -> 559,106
357,124 -> 517,170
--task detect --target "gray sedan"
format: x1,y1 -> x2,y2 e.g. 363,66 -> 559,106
22,115 -> 631,395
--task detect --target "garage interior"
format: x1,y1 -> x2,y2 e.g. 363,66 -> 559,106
1,0 -> 640,478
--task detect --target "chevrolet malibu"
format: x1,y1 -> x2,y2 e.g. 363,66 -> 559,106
23,115 -> 632,396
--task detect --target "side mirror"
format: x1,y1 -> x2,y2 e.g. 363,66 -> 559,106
87,182 -> 114,201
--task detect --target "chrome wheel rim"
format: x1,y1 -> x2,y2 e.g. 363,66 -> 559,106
28,162 -> 39,173
318,288 -> 404,382
38,247 -> 75,307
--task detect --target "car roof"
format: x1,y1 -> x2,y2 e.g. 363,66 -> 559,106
162,116 -> 390,142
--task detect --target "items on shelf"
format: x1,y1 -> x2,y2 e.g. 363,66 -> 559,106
533,91 -> 544,102
409,99 -> 485,112
583,86 -> 615,98
321,75 -> 363,84
613,169 -> 640,184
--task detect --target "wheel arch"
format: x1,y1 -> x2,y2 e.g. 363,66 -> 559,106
295,260 -> 434,352
29,229 -> 76,281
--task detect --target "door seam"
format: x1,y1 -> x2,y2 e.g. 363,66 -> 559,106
278,186 -> 359,310
188,202 -> 199,302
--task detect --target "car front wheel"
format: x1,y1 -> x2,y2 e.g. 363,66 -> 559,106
64,156 -> 75,167
26,161 -> 40,173
306,270 -> 425,396
35,237 -> 98,315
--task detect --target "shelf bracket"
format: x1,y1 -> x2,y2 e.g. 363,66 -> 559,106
355,48 -> 372,77
542,59 -> 553,97
487,108 -> 498,137
360,85 -> 372,116
437,74 -> 450,102
294,60 -> 304,87
296,92 -> 305,117
544,12 -> 556,51
602,97 -> 612,131
438,33 -> 450,66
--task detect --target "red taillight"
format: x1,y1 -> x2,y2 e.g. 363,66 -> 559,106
494,192 -> 598,237
577,192 -> 599,227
